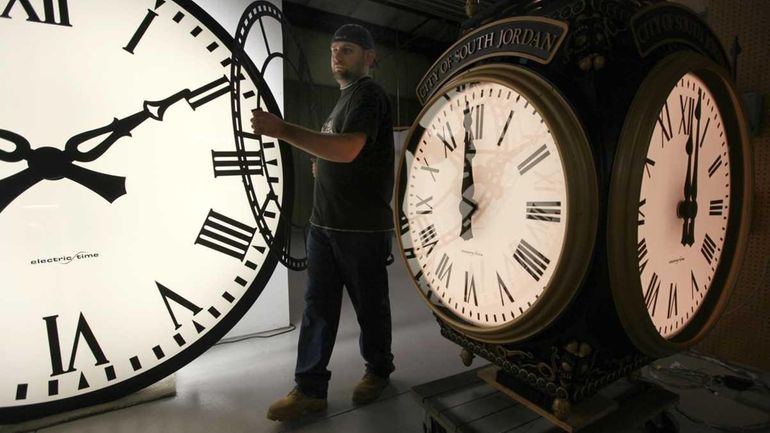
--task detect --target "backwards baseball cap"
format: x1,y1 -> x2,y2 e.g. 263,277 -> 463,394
331,24 -> 375,50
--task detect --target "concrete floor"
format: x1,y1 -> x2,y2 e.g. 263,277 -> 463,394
17,243 -> 770,433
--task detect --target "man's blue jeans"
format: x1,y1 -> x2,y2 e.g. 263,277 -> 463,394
295,224 -> 395,398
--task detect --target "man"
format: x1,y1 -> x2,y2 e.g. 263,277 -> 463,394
251,23 -> 395,422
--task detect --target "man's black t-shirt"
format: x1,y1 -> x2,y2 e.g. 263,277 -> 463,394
311,76 -> 394,231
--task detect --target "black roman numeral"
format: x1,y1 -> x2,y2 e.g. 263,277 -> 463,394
518,145 -> 550,175
708,155 -> 724,178
644,158 -> 656,178
657,101 -> 673,142
691,270 -> 700,298
403,247 -> 415,260
644,272 -> 661,317
638,199 -> 647,226
212,150 -> 264,177
157,282 -> 203,330
667,283 -> 678,319
464,271 -> 478,306
513,239 -> 550,281
472,104 -> 484,139
701,233 -> 717,264
123,7 -> 160,53
1,0 -> 71,26
526,201 -> 561,222
439,122 -> 457,158
195,209 -> 256,261
419,158 -> 440,182
678,95 -> 695,135
44,313 -> 109,377
415,195 -> 433,215
497,272 -> 514,306
710,199 -> 725,216
696,114 -> 711,149
638,238 -> 649,274
188,76 -> 232,110
398,212 -> 409,235
418,224 -> 438,257
497,110 -> 514,147
435,253 -> 453,289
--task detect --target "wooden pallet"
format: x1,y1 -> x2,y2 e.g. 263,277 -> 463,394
412,365 -> 679,433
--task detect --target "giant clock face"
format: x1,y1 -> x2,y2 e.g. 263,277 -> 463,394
0,0 -> 289,421
396,65 -> 598,343
639,73 -> 730,338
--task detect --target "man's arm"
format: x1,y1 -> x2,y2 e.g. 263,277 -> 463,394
251,109 -> 365,163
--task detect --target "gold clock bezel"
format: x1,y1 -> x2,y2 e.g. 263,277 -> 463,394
607,51 -> 752,357
395,64 -> 599,344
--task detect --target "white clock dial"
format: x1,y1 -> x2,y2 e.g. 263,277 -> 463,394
639,72 -> 730,338
404,81 -> 568,327
0,0 -> 288,420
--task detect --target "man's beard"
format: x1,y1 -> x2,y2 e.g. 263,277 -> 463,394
333,68 -> 354,82
333,65 -> 363,83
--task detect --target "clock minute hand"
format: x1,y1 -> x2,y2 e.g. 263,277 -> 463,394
65,90 -> 190,163
459,100 -> 478,241
679,100 -> 696,247
64,75 -> 231,163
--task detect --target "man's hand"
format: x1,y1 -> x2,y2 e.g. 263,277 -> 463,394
251,108 -> 287,139
251,110 -> 364,162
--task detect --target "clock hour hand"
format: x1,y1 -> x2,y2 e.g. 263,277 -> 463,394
0,168 -> 43,214
687,89 -> 703,246
459,100 -> 477,240
0,129 -> 32,162
0,130 -> 39,213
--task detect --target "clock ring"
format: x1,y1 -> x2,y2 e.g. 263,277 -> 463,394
230,1 -> 310,270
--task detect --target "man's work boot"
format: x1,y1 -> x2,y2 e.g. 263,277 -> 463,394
352,372 -> 389,404
266,388 -> 327,421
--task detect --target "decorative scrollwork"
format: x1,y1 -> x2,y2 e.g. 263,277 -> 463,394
546,0 -> 660,71
438,317 -> 650,408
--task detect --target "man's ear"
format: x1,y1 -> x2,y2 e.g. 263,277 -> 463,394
365,49 -> 377,69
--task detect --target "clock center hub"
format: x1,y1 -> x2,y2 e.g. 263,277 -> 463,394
27,147 -> 69,180
676,199 -> 698,219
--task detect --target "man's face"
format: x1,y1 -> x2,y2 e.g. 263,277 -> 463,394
330,41 -> 370,83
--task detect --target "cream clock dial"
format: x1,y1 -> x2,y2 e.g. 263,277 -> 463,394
405,81 -> 568,327
609,50 -> 752,357
639,73 -> 730,338
397,65 -> 599,344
